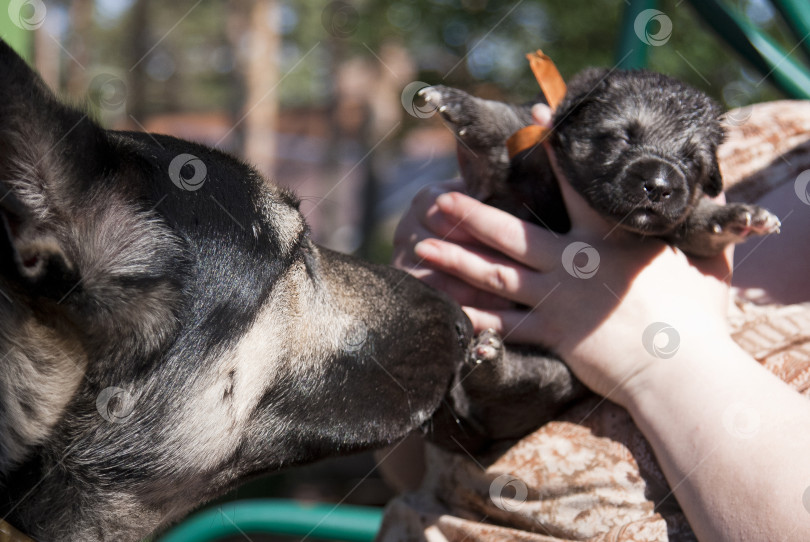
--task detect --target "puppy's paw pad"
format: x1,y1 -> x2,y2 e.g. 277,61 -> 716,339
472,344 -> 498,362
748,208 -> 781,235
419,85 -> 475,132
713,205 -> 781,239
469,328 -> 504,364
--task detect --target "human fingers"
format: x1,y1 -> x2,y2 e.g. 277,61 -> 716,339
393,184 -> 478,255
433,191 -> 563,271
460,306 -> 558,345
409,181 -> 477,242
414,238 -> 551,306
393,215 -> 500,276
531,103 -> 553,128
418,269 -> 515,310
393,187 -> 475,272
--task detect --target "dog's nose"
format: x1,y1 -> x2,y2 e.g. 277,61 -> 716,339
627,159 -> 680,203
643,176 -> 672,202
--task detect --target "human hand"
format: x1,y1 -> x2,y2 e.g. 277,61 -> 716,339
391,104 -> 556,312
406,174 -> 734,406
392,180 -> 515,312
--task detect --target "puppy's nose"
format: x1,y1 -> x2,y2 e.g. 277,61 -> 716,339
643,176 -> 672,202
628,159 -> 678,203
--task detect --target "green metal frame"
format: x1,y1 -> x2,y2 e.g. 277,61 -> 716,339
156,499 -> 383,542
771,0 -> 810,63
618,0 -> 810,99
616,0 -> 658,69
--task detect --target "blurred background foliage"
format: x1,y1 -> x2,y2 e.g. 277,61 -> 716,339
3,0 -> 791,264
4,1 -> 792,262
0,0 -> 799,518
82,0 -> 787,112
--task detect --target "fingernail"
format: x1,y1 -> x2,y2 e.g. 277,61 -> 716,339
415,241 -> 438,259
436,193 -> 454,213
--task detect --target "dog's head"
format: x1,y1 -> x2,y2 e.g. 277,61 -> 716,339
0,41 -> 471,540
551,68 -> 724,235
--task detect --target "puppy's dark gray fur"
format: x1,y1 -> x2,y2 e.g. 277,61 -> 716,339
422,69 -> 780,452
0,41 -> 473,541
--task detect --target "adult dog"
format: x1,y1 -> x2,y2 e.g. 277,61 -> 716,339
0,41 -> 472,541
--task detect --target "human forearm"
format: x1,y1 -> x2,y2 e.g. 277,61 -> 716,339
395,185 -> 810,539
624,336 -> 810,541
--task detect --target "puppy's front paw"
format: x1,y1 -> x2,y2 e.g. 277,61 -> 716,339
469,328 -> 503,365
711,203 -> 781,241
418,85 -> 476,137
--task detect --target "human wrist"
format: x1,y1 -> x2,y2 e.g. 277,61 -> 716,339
620,331 -> 745,419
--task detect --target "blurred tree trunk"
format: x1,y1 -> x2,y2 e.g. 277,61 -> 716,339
66,0 -> 93,98
34,24 -> 59,91
320,33 -> 348,250
224,0 -> 248,152
127,0 -> 150,121
242,0 -> 280,178
357,44 -> 415,259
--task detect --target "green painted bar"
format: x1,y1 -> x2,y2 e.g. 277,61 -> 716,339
686,0 -> 810,99
772,0 -> 810,62
157,499 -> 383,542
615,0 -> 659,68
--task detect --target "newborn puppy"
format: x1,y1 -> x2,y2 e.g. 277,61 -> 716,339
421,69 -> 781,452
423,68 -> 780,255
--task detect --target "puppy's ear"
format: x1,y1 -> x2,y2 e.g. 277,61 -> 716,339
552,67 -> 610,126
0,40 -> 107,294
702,122 -> 726,198
566,67 -> 611,92
703,160 -> 723,197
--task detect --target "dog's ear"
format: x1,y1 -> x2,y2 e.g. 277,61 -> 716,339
0,189 -> 77,294
703,160 -> 723,197
702,122 -> 726,198
552,68 -> 610,129
0,40 -> 107,292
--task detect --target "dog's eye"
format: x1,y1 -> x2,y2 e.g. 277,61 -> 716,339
624,123 -> 641,142
682,154 -> 701,171
613,132 -> 631,147
594,131 -> 628,144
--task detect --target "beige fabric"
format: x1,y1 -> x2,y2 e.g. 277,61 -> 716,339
719,100 -> 810,201
377,101 -> 810,541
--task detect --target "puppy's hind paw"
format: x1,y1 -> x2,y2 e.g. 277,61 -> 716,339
469,328 -> 504,365
418,85 -> 476,135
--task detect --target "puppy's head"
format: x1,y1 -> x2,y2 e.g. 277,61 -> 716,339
551,68 -> 724,235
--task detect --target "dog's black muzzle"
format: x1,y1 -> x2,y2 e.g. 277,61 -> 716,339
620,156 -> 690,233
296,247 -> 474,449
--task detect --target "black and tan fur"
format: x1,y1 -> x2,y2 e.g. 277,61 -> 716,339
0,41 -> 473,541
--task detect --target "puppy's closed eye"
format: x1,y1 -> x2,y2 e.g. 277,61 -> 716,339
593,131 -> 629,145
625,122 -> 642,142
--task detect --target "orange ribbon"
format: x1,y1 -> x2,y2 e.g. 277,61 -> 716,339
506,49 -> 566,159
